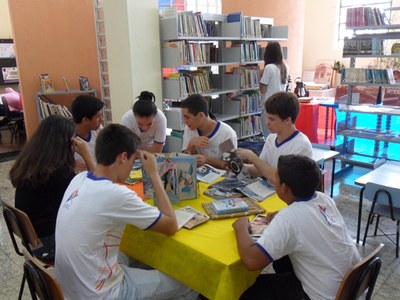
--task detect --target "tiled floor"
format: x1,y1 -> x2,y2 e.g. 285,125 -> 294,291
0,157 -> 400,299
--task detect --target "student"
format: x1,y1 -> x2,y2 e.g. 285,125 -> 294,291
181,94 -> 237,168
9,115 -> 94,259
236,91 -> 312,186
55,124 -> 198,300
259,42 -> 289,137
121,91 -> 167,153
233,154 -> 361,300
71,94 -> 104,172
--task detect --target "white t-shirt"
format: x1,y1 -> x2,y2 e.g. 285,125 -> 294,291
259,131 -> 312,168
256,192 -> 361,300
74,127 -> 102,172
121,108 -> 167,151
182,121 -> 237,159
260,63 -> 288,104
55,172 -> 161,300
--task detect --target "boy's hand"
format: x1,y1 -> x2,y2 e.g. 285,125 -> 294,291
190,136 -> 209,149
236,148 -> 258,163
195,154 -> 207,166
233,216 -> 251,233
139,150 -> 158,175
72,136 -> 90,156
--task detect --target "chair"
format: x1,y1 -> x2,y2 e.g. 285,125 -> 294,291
362,182 -> 400,258
22,248 -> 64,300
1,96 -> 24,143
336,243 -> 384,300
2,200 -> 54,300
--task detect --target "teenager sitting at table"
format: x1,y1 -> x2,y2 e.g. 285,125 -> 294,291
181,94 -> 237,168
233,154 -> 361,300
121,91 -> 167,153
9,115 -> 94,259
236,91 -> 312,186
55,124 -> 198,300
71,94 -> 104,172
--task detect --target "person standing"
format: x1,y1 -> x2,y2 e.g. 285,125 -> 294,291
259,42 -> 289,137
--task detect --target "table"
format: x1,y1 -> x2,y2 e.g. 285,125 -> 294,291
318,98 -> 338,142
120,182 -> 287,300
312,146 -> 340,197
354,161 -> 400,243
295,101 -> 320,143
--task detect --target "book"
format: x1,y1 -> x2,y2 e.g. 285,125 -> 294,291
202,197 -> 265,220
250,214 -> 269,240
39,74 -> 55,93
177,206 -> 210,229
196,164 -> 226,183
174,209 -> 195,230
210,198 -> 249,215
203,187 -> 242,199
125,169 -> 142,185
235,178 -> 276,202
79,76 -> 91,91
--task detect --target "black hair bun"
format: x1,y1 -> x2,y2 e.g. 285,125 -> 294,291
138,91 -> 155,103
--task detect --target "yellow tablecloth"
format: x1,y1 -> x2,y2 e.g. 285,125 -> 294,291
120,182 -> 287,300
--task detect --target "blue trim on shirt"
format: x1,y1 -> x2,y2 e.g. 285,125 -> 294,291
255,243 -> 273,261
87,171 -> 109,181
77,130 -> 92,143
275,130 -> 299,148
295,193 -> 317,202
145,212 -> 162,230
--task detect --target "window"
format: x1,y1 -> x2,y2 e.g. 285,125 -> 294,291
159,0 -> 221,14
337,0 -> 393,48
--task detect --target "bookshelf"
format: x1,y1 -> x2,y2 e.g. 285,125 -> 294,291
340,6 -> 400,166
36,89 -> 97,121
160,10 -> 288,148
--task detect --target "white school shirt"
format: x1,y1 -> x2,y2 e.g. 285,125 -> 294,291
259,131 -> 312,168
260,63 -> 288,104
182,121 -> 237,159
256,192 -> 361,300
55,172 -> 161,300
121,108 -> 167,151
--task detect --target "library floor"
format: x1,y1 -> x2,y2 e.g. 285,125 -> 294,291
0,151 -> 400,298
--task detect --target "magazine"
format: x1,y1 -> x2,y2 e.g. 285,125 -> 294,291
174,209 -> 195,230
177,206 -> 210,229
203,187 -> 242,199
210,198 -> 249,214
250,214 -> 269,240
196,164 -> 226,183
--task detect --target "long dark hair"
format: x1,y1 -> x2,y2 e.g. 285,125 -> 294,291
264,42 -> 287,85
10,115 -> 76,188
132,91 -> 158,117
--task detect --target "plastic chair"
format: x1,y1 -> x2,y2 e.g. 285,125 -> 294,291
2,200 -> 54,300
1,96 -> 24,143
362,182 -> 400,258
336,243 -> 383,300
22,248 -> 64,300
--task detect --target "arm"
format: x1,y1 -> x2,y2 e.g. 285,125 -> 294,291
139,150 -> 178,235
236,148 -> 276,184
233,217 -> 271,271
184,136 -> 209,154
73,137 -> 96,171
196,154 -> 227,169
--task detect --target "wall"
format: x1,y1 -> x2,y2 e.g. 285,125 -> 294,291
8,0 -> 100,137
222,0 -> 306,81
103,0 -> 162,123
0,0 -> 12,38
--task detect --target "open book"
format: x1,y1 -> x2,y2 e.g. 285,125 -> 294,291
196,164 -> 226,183
176,206 -> 210,229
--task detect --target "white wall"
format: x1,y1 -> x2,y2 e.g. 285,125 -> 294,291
0,0 -> 12,38
103,0 -> 162,123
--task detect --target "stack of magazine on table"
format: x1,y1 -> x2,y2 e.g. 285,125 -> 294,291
205,177 -> 275,202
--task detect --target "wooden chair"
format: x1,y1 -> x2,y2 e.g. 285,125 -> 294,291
22,248 -> 64,300
362,182 -> 400,258
1,96 -> 24,143
336,243 -> 384,300
2,200 -> 54,300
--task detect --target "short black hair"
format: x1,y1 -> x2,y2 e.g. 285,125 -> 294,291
95,124 -> 141,166
71,95 -> 104,123
265,91 -> 299,123
277,154 -> 321,198
181,94 -> 209,117
132,91 -> 158,117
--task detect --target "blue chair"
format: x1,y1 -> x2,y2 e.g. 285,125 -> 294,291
362,182 -> 400,258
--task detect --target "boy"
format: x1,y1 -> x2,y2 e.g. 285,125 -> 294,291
71,94 -> 104,171
236,91 -> 312,185
181,94 -> 237,168
233,155 -> 360,300
55,124 -> 198,300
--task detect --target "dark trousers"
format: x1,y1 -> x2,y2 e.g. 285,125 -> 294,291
240,256 -> 311,300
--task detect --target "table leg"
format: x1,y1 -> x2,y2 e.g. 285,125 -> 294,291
330,158 -> 336,197
324,107 -> 329,142
357,187 -> 365,243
